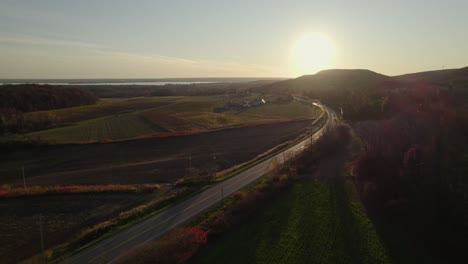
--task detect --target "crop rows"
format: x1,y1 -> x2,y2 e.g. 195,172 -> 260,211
28,112 -> 160,143
192,180 -> 390,264
241,101 -> 321,120
23,96 -> 320,143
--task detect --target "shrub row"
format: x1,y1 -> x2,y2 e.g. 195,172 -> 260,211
0,184 -> 160,199
117,169 -> 295,264
114,125 -> 349,264
37,187 -> 196,262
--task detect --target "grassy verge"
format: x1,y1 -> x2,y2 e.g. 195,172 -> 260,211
114,123 -> 336,264
214,111 -> 328,182
188,125 -> 389,264
23,111 -> 327,263
21,102 -> 326,263
116,123 -> 391,264
174,111 -> 327,188
117,168 -> 298,263
22,187 -> 196,263
191,178 -> 390,264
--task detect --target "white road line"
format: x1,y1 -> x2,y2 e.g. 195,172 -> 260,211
64,103 -> 333,264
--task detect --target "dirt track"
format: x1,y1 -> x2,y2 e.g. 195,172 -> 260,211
1,120 -> 313,186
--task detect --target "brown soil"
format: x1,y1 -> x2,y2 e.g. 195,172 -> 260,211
1,120 -> 312,187
0,192 -> 158,264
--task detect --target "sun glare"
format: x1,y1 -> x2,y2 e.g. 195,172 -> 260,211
292,32 -> 334,76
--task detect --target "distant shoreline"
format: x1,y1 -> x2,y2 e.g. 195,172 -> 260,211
0,77 -> 286,86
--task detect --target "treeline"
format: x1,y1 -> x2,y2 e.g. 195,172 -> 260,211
254,69 -> 399,120
345,82 -> 467,211
0,84 -> 98,112
77,84 -> 235,98
257,69 -> 467,259
0,84 -> 98,134
74,80 -> 276,98
348,83 -> 466,260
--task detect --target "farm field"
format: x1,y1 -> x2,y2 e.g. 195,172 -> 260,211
0,192 -> 159,264
191,179 -> 391,264
23,97 -> 179,123
17,95 -> 320,143
240,101 -> 319,120
1,120 -> 317,187
27,112 -> 165,143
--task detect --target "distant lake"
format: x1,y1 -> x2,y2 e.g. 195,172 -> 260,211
0,77 -> 282,86
0,81 -> 215,86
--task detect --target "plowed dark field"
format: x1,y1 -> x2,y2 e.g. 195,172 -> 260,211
1,120 -> 313,186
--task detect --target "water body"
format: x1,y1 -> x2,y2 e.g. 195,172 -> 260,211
0,81 -> 214,86
0,77 -> 282,86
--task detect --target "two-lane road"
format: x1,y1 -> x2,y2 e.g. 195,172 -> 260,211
63,102 -> 336,264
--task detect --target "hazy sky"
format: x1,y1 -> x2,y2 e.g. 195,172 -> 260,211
0,0 -> 467,78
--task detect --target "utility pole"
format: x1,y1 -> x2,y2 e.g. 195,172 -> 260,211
189,154 -> 192,169
21,164 -> 26,189
37,214 -> 45,255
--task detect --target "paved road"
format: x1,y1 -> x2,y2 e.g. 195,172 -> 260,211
63,102 -> 336,264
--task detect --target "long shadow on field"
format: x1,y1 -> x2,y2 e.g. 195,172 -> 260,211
196,190 -> 298,264
365,196 -> 465,264
328,179 -> 365,264
310,137 -> 390,263
249,191 -> 299,263
306,178 -> 391,264
311,142 -> 368,262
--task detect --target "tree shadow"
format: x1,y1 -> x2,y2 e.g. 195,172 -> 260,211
365,197 -> 465,264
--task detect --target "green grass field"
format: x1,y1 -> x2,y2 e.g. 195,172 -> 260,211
19,95 -> 321,143
191,179 -> 391,264
240,101 -> 319,120
27,112 -> 164,142
25,97 -> 178,123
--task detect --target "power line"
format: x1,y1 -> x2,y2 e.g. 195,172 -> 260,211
189,153 -> 192,169
37,214 -> 45,255
21,164 -> 26,189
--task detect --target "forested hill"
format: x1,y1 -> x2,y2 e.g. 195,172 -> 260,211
396,66 -> 468,84
253,69 -> 400,120
0,84 -> 98,112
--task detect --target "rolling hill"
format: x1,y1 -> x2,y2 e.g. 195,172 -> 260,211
257,69 -> 391,94
396,66 -> 468,84
253,69 -> 401,120
396,67 -> 468,104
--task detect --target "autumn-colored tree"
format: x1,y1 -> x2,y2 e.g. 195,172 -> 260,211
118,227 -> 207,264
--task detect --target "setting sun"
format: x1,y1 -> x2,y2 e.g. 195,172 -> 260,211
0,1 -> 466,263
292,32 -> 334,76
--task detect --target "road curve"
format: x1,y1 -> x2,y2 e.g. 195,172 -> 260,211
62,102 -> 336,264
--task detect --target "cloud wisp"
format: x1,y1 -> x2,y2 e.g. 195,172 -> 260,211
0,34 -> 283,78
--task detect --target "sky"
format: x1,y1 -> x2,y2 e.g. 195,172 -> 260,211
0,0 -> 467,79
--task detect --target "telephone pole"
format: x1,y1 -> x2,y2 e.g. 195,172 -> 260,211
22,164 -> 26,189
37,214 -> 45,254
189,154 -> 192,169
